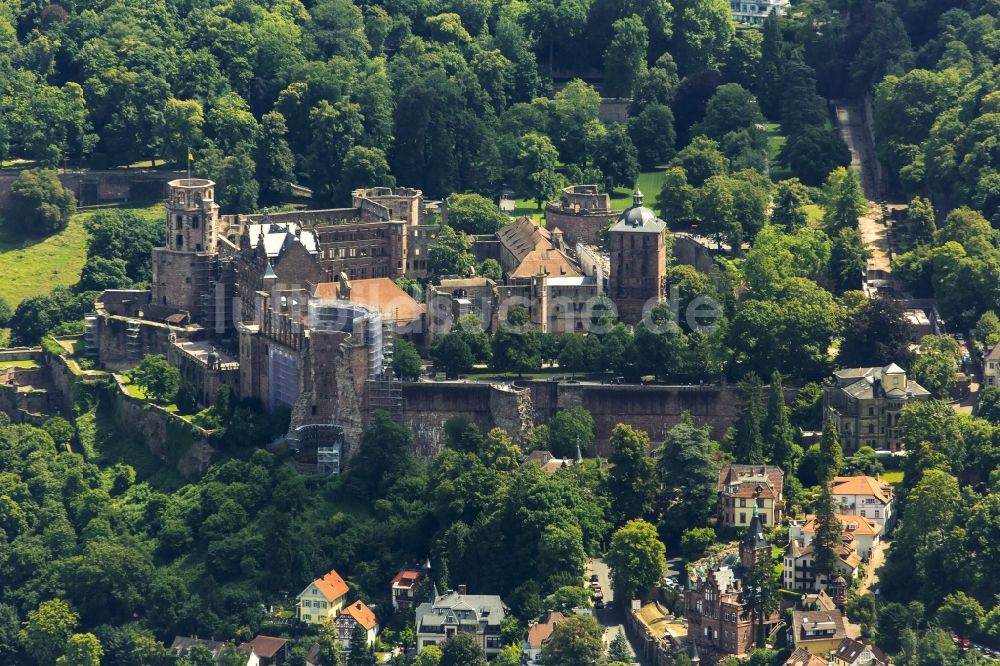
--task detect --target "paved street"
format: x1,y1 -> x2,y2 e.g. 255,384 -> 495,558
586,558 -> 642,663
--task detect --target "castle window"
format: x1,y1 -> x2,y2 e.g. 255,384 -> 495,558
176,234 -> 183,248
175,215 -> 182,228
192,215 -> 200,229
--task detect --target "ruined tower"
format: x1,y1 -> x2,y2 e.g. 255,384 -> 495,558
151,178 -> 221,317
608,190 -> 668,325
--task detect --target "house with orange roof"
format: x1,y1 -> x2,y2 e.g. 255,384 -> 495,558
830,475 -> 896,533
336,599 -> 379,647
717,464 -> 784,529
522,611 -> 566,665
297,568 -> 349,625
789,513 -> 882,558
783,540 -> 863,593
391,568 -> 426,610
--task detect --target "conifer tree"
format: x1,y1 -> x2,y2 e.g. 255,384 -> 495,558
812,478 -> 842,585
818,417 -> 843,483
608,629 -> 631,662
730,373 -> 764,464
763,370 -> 796,471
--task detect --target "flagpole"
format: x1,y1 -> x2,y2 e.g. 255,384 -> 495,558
187,149 -> 191,180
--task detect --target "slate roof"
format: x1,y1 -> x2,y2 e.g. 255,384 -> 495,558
833,637 -> 889,665
608,191 -> 666,233
415,590 -> 506,631
248,221 -> 319,256
170,636 -> 228,659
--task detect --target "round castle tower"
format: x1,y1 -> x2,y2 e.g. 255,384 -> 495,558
151,179 -> 222,315
165,178 -> 220,253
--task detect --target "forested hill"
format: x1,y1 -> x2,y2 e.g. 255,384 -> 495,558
0,0 -> 930,213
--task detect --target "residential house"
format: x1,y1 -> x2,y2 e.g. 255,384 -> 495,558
391,568 -> 426,610
825,363 -> 930,453
170,637 -> 230,661
237,636 -> 288,666
336,600 -> 379,647
414,587 -> 506,657
523,611 -> 566,665
830,476 -> 896,534
789,610 -> 848,656
730,0 -> 790,24
717,464 -> 784,529
831,638 -> 890,666
524,450 -> 579,474
685,512 -> 779,660
297,568 -> 349,625
783,538 -> 862,593
984,340 -> 1000,388
789,514 -> 882,559
784,647 -> 828,666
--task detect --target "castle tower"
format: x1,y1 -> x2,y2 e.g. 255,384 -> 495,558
152,179 -> 222,316
740,486 -> 770,569
608,189 -> 668,324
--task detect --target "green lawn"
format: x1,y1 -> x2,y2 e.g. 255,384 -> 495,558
804,204 -> 824,224
0,359 -> 39,369
512,170 -> 670,224
881,470 -> 904,485
765,122 -> 791,181
0,202 -> 163,307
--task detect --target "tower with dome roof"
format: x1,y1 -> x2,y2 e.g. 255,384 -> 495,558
608,189 -> 668,324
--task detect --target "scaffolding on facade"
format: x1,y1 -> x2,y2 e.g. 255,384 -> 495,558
280,422 -> 345,477
366,313 -> 404,420
125,319 -> 143,360
83,315 -> 99,358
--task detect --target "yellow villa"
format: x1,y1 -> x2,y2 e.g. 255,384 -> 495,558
297,568 -> 349,625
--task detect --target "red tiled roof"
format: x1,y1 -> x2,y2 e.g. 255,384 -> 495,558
238,636 -> 287,658
312,569 -> 349,602
527,612 -> 567,649
342,600 -> 378,631
391,569 -> 424,589
831,476 -> 893,504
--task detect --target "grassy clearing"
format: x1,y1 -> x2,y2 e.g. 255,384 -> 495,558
512,170 -> 670,224
765,122 -> 791,181
0,202 -> 163,307
804,204 -> 824,223
881,470 -> 904,485
0,359 -> 39,368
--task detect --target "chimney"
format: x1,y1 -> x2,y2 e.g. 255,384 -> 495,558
457,584 -> 467,595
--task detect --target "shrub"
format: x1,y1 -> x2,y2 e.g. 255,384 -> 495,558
6,169 -> 76,236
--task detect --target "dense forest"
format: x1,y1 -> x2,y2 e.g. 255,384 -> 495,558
0,0 -> 877,212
